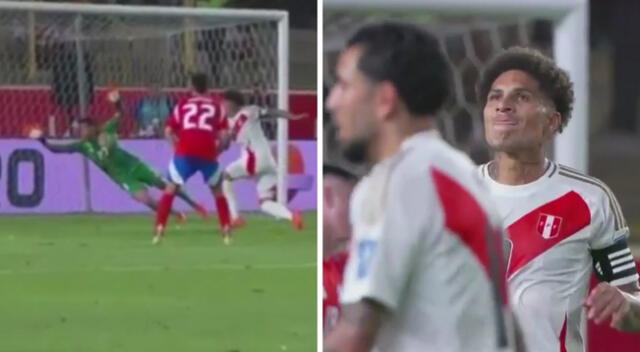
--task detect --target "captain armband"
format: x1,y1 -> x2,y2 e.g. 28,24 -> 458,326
591,239 -> 639,286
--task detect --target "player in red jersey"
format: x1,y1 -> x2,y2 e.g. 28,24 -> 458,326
153,73 -> 232,244
323,164 -> 358,335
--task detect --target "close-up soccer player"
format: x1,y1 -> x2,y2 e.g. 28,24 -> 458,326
324,22 -> 520,352
477,47 -> 640,351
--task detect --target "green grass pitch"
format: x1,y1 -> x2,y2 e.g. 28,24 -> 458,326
0,213 -> 316,352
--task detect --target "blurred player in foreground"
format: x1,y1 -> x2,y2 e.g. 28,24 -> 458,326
30,90 -> 206,220
477,47 -> 640,351
324,22 -> 520,352
154,73 -> 231,244
220,89 -> 304,230
323,164 -> 358,335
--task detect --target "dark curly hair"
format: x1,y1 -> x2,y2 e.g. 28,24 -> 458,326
476,47 -> 574,132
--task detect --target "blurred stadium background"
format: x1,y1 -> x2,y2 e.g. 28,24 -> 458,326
0,1 -> 317,351
324,0 -> 640,350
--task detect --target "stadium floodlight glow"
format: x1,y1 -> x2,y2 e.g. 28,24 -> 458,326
325,0 -> 589,172
0,0 -> 291,206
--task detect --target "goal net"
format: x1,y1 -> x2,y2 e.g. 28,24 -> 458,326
0,1 -> 291,204
324,0 -> 588,172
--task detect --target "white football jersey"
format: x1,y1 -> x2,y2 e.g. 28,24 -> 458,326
229,105 -> 274,160
341,130 -> 514,352
479,160 -> 639,352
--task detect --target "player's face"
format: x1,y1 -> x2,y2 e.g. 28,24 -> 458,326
483,70 -> 561,153
326,46 -> 378,164
323,174 -> 355,258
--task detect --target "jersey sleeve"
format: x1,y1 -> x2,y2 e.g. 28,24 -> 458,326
340,168 -> 435,311
589,188 -> 639,286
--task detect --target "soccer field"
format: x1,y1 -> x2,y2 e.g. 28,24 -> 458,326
0,213 -> 316,352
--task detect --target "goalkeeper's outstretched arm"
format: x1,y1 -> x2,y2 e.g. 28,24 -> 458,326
38,137 -> 79,154
28,126 -> 79,154
101,90 -> 125,132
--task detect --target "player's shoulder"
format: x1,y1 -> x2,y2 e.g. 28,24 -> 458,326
554,164 -> 618,204
179,94 -> 218,105
387,134 -> 478,199
399,131 -> 480,188
175,95 -> 193,104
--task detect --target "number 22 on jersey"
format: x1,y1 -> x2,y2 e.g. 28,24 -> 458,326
182,103 -> 217,131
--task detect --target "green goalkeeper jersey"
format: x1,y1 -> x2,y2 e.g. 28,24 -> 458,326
70,118 -> 142,173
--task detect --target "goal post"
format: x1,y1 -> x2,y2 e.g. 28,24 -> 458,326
325,0 -> 589,172
0,0 -> 291,205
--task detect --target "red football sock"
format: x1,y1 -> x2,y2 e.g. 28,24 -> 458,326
215,195 -> 231,228
155,193 -> 175,228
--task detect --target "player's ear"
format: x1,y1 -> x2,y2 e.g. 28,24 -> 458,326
374,80 -> 398,122
547,110 -> 562,135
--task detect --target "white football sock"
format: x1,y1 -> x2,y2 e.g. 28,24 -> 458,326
260,200 -> 293,220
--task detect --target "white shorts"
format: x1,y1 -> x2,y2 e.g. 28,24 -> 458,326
226,149 -> 277,200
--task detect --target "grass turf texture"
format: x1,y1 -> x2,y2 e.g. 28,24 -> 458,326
0,213 -> 316,352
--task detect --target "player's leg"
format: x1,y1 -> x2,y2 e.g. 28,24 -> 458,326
130,187 -> 190,221
222,157 -> 251,227
202,162 -> 232,244
257,171 -> 303,230
127,162 -> 187,221
154,157 -> 195,243
138,162 -> 208,219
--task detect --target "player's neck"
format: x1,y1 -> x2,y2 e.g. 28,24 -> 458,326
490,150 -> 547,185
371,114 -> 435,163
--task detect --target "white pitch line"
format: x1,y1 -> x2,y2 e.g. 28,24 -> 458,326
0,262 -> 316,276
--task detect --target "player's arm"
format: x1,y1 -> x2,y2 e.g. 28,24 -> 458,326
586,245 -> 640,332
324,299 -> 387,352
259,108 -> 308,120
217,117 -> 232,152
27,127 -> 79,153
585,281 -> 640,332
218,130 -> 232,152
586,190 -> 640,332
165,125 -> 178,146
100,89 -> 124,134
164,104 -> 182,146
38,137 -> 79,154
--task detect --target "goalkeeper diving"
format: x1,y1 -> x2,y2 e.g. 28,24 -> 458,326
28,90 -> 208,220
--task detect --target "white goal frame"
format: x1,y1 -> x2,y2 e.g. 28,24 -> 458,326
325,0 -> 589,172
0,1 -> 291,205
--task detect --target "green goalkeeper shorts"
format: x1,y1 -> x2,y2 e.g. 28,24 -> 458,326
108,162 -> 166,195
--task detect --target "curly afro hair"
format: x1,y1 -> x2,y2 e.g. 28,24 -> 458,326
476,47 -> 574,132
